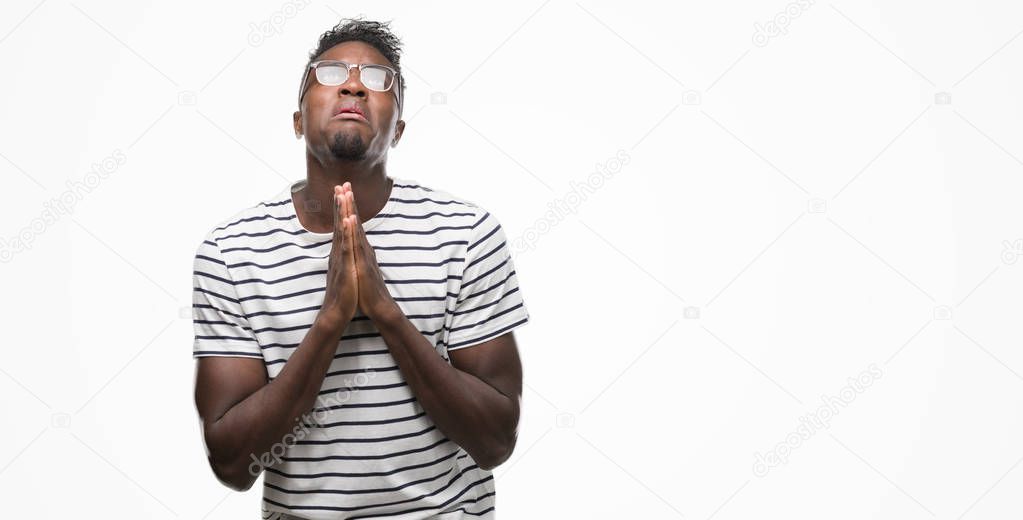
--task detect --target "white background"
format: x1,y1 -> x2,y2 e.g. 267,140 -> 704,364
2,0 -> 1023,518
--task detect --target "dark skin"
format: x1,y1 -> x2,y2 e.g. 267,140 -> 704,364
194,41 -> 524,492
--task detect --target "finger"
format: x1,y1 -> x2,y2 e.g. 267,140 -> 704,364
346,215 -> 356,249
332,190 -> 341,241
333,185 -> 343,223
347,189 -> 360,219
340,213 -> 350,254
339,185 -> 349,221
345,215 -> 358,272
345,191 -> 367,247
349,211 -> 363,255
349,194 -> 374,252
346,193 -> 366,249
330,192 -> 343,271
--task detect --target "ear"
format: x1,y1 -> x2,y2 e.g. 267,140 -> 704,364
391,119 -> 406,147
293,110 -> 303,139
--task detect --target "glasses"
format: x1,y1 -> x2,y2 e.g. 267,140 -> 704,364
297,60 -> 403,113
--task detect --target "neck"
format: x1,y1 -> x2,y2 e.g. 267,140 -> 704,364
294,151 -> 393,234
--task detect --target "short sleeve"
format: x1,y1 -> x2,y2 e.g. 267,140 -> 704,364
445,210 -> 530,351
192,232 -> 263,359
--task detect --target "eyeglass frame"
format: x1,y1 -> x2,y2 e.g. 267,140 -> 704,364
297,60 -> 404,117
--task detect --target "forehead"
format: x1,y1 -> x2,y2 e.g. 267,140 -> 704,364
316,40 -> 393,67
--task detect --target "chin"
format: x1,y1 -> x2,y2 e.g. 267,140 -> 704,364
328,131 -> 369,161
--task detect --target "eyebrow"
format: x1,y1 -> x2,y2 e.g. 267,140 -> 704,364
317,58 -> 393,67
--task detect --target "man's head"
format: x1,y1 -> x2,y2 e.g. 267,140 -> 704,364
293,18 -> 406,163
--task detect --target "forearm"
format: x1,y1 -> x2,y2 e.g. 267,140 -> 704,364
374,305 -> 518,469
205,314 -> 347,489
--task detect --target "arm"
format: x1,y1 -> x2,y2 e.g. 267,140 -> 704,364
194,315 -> 347,491
375,308 -> 522,470
194,184 -> 361,491
337,186 -> 524,470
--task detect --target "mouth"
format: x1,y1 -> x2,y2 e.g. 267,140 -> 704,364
333,103 -> 368,123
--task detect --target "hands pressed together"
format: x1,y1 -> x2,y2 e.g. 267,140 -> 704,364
319,182 -> 398,334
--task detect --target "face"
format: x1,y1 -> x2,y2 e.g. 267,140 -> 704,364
293,41 -> 405,163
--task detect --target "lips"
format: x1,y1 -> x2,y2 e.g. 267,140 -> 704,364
333,103 -> 368,122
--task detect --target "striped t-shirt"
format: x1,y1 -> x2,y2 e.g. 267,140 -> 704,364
191,177 -> 530,519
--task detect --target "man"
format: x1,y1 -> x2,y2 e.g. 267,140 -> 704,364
191,18 -> 530,519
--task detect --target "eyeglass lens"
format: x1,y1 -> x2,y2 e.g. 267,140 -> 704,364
314,64 -> 393,92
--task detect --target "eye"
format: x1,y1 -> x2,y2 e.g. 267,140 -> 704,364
315,64 -> 347,86
361,67 -> 394,91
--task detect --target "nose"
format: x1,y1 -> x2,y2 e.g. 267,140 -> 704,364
338,68 -> 367,100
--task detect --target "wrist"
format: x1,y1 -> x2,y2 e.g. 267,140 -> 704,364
314,309 -> 350,339
369,298 -> 402,326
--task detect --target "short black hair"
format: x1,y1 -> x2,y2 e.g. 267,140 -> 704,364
302,17 -> 405,116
